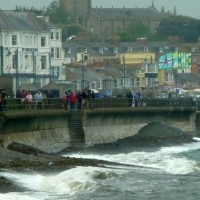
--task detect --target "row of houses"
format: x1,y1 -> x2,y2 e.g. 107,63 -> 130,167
1,10 -> 200,96
63,40 -> 200,93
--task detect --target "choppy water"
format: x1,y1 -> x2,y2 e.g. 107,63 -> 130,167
1,138 -> 200,200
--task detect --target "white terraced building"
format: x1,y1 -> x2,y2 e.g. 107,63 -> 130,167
0,10 -> 64,92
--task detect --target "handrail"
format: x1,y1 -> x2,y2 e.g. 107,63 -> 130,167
0,97 -> 198,112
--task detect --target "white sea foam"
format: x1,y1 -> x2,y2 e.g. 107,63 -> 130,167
0,166 -> 122,198
1,142 -> 200,199
0,192 -> 47,200
62,142 -> 200,175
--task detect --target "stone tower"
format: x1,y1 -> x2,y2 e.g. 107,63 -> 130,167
59,0 -> 91,23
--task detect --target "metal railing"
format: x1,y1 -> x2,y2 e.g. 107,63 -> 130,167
0,97 -> 198,112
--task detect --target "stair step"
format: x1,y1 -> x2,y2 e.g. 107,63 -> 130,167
69,111 -> 85,148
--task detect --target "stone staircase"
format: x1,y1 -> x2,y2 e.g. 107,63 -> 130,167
68,110 -> 85,148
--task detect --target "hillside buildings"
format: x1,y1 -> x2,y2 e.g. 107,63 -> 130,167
0,4 -> 200,96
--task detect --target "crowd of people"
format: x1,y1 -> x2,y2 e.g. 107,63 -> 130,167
0,88 -> 97,112
16,89 -> 44,110
0,88 -> 143,112
63,89 -> 96,110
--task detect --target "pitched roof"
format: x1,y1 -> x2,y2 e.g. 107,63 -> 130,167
0,10 -> 50,32
91,7 -> 161,19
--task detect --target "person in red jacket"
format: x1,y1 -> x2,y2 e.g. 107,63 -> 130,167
69,91 -> 77,110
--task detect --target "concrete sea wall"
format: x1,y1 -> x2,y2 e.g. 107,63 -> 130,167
0,107 -> 197,153
83,108 -> 197,146
0,110 -> 71,153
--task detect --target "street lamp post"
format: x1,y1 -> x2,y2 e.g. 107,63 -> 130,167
15,48 -> 19,89
81,52 -> 84,89
0,45 -> 3,76
32,50 -> 37,84
173,69 -> 178,98
40,51 -> 51,85
7,48 -> 19,90
122,55 -> 126,90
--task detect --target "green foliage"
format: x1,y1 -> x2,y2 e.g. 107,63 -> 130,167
117,20 -> 164,42
118,31 -> 132,42
127,21 -> 150,39
156,16 -> 200,42
15,6 -> 43,15
60,23 -> 96,41
45,0 -> 73,25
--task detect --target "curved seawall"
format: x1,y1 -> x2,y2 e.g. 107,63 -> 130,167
83,107 -> 197,146
0,107 -> 197,153
0,110 -> 71,153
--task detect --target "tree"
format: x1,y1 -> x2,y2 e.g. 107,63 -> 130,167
45,0 -> 73,25
15,6 -> 43,15
61,23 -> 97,41
156,16 -> 200,43
117,20 -> 165,42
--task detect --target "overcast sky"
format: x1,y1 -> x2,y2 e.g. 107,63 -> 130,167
0,0 -> 199,19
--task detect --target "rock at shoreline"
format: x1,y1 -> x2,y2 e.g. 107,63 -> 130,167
136,121 -> 193,144
0,142 -> 116,172
0,176 -> 24,193
7,142 -> 47,156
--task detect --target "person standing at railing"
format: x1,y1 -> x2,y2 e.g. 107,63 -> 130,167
25,92 -> 33,110
46,90 -> 54,109
16,89 -> 21,104
88,90 -> 95,109
69,91 -> 77,110
132,92 -> 140,107
34,91 -> 43,110
76,90 -> 83,110
20,90 -> 27,108
82,89 -> 88,109
126,92 -> 133,107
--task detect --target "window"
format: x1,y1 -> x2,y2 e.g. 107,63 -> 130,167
56,32 -> 59,39
136,78 -> 140,86
92,82 -> 96,89
12,35 -> 17,45
51,32 -> 54,39
51,48 -> 54,58
41,55 -> 47,69
128,47 -> 132,52
56,66 -> 60,77
114,80 -> 117,88
97,81 -> 102,89
131,78 -> 135,87
120,78 -> 124,86
56,48 -> 60,58
41,36 -> 46,47
165,72 -> 173,82
12,55 -> 16,69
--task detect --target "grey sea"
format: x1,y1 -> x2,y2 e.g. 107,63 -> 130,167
0,137 -> 200,200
